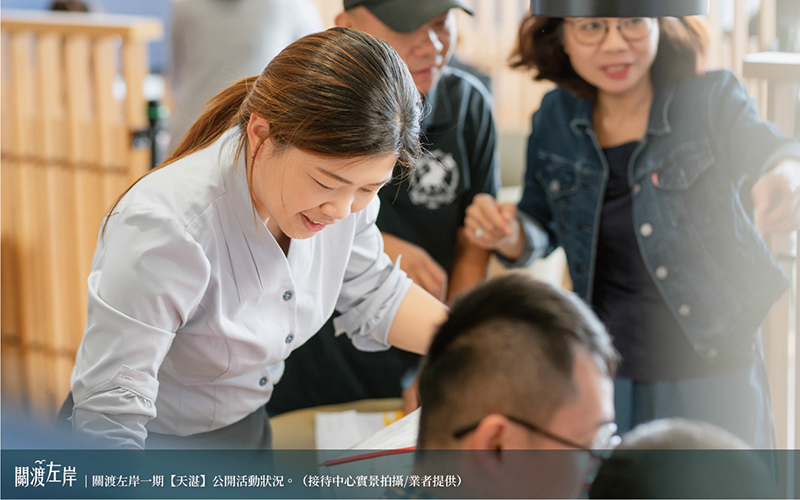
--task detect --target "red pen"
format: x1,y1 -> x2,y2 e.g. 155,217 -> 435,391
318,446 -> 416,467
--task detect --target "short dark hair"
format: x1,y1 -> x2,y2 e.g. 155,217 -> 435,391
509,15 -> 709,99
589,419 -> 778,499
49,0 -> 92,11
417,274 -> 618,448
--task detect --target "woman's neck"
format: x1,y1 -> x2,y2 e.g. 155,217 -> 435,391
266,217 -> 291,255
246,142 -> 291,255
592,79 -> 654,148
255,198 -> 290,255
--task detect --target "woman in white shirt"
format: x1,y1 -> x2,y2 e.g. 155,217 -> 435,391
66,27 -> 448,449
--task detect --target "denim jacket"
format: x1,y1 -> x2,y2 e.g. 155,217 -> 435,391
507,70 -> 800,361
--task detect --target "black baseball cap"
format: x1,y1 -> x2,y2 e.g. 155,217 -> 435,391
343,0 -> 474,33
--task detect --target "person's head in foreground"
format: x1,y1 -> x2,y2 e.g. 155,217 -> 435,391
164,26 -> 422,240
415,274 -> 620,497
589,418 -> 779,499
337,0 -> 473,95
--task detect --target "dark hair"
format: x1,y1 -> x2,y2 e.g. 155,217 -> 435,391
105,27 -> 421,232
417,274 -> 618,448
590,419 -> 777,499
615,418 -> 750,450
49,0 -> 92,12
509,15 -> 709,98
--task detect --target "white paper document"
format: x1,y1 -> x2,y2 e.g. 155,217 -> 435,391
314,409 -> 409,450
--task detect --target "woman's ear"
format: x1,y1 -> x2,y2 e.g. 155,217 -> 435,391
246,113 -> 270,159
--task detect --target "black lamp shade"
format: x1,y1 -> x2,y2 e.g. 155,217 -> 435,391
531,0 -> 709,17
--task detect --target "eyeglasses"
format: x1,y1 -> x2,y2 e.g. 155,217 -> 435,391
566,17 -> 655,46
453,416 -> 621,460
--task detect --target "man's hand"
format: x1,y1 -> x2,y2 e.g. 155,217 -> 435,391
752,159 -> 800,235
382,233 -> 448,301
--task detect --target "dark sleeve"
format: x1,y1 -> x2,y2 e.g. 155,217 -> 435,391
708,70 -> 800,180
517,106 -> 559,255
459,81 -> 500,219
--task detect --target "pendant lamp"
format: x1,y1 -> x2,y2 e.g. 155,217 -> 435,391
531,0 -> 709,17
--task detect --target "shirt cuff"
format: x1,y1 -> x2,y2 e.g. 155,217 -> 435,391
759,142 -> 800,176
71,365 -> 158,449
333,258 -> 413,352
400,366 -> 420,391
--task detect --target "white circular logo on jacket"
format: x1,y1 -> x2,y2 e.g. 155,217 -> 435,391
408,149 -> 459,209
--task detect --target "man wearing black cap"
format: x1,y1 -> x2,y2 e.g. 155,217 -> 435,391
339,0 -> 474,96
267,0 -> 499,416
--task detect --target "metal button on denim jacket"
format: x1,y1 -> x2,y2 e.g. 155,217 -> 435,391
515,70 -> 800,360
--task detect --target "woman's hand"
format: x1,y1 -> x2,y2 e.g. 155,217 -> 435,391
382,233 -> 448,302
752,159 -> 800,235
464,194 -> 524,260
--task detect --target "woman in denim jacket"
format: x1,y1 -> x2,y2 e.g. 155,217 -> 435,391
465,14 -> 800,448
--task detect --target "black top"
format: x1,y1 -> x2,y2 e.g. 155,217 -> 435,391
376,67 -> 498,272
591,141 -> 745,381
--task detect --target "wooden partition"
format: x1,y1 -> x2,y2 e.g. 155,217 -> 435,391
1,10 -> 162,417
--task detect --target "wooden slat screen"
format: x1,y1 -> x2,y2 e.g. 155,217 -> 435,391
1,10 -> 162,417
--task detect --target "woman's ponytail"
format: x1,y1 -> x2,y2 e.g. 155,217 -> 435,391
165,75 -> 257,165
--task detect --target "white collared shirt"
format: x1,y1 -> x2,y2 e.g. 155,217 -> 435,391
70,129 -> 411,449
